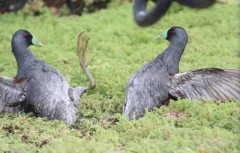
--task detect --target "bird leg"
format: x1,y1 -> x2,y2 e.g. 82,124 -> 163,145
77,32 -> 96,91
68,33 -> 96,106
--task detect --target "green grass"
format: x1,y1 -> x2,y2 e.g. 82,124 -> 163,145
0,0 -> 240,152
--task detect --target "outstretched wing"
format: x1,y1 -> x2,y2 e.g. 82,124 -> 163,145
0,76 -> 26,113
169,68 -> 240,101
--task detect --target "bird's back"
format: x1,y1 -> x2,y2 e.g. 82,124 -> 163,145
25,60 -> 77,125
124,60 -> 170,119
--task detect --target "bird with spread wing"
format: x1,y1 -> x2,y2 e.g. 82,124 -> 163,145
123,26 -> 240,119
0,30 -> 95,126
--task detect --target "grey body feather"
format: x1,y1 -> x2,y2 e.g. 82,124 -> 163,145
0,76 -> 27,113
124,60 -> 170,119
25,60 -> 81,125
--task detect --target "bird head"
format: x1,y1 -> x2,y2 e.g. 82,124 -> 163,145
12,30 -> 43,47
155,26 -> 188,42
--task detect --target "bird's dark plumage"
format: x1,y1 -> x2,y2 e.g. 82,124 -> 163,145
169,68 -> 240,101
0,76 -> 27,113
0,30 -> 89,126
123,26 -> 240,119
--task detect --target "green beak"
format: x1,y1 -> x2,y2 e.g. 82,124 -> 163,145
155,28 -> 170,40
31,36 -> 43,47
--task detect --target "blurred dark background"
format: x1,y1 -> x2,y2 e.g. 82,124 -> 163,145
0,0 -> 115,16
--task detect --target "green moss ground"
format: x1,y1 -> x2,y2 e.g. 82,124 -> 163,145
0,0 -> 239,152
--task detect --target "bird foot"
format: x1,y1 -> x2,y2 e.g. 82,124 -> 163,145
77,32 -> 96,90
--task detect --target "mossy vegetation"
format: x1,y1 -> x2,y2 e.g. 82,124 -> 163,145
0,0 -> 239,152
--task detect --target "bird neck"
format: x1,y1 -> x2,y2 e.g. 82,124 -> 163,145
12,41 -> 37,78
156,40 -> 186,74
134,0 -> 172,26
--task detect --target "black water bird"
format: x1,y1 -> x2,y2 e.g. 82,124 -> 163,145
123,26 -> 240,119
0,30 -> 95,126
134,0 -> 216,27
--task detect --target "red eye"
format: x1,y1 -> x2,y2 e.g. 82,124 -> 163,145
169,30 -> 175,35
24,34 -> 30,38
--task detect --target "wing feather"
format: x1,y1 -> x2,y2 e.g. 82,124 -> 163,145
0,76 -> 26,113
169,68 -> 240,101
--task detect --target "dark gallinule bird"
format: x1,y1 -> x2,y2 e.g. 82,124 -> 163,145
123,26 -> 240,119
0,30 -> 95,126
